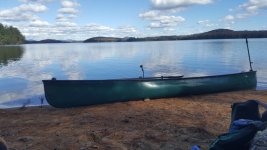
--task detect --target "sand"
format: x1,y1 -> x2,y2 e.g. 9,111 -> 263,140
1,90 -> 267,150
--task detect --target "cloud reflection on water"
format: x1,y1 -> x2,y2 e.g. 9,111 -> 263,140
0,39 -> 267,108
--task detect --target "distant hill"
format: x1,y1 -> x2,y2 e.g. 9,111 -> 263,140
25,39 -> 71,44
84,37 -> 122,42
83,29 -> 267,43
182,29 -> 267,40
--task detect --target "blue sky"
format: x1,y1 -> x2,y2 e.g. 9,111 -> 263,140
0,0 -> 267,40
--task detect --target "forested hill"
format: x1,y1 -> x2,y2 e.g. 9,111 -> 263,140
25,39 -> 70,44
182,29 -> 267,40
0,23 -> 25,45
84,29 -> 267,43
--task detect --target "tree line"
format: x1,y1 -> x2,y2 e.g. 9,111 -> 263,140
84,29 -> 267,43
0,23 -> 25,45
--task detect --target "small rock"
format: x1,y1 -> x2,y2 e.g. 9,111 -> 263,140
88,132 -> 100,142
91,145 -> 99,149
0,130 -> 17,136
85,141 -> 93,148
144,98 -> 150,102
17,136 -> 33,142
55,131 -> 60,136
121,119 -> 129,123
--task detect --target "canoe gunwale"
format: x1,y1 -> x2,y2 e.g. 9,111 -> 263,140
42,70 -> 256,83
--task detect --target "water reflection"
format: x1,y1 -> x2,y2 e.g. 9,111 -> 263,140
0,39 -> 267,108
0,46 -> 24,67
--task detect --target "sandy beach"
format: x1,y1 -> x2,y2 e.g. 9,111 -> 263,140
1,90 -> 267,150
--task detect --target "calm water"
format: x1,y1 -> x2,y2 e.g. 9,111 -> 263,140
0,39 -> 267,108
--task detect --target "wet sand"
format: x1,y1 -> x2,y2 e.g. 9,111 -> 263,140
1,90 -> 267,150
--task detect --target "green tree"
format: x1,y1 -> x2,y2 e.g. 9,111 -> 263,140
0,23 -> 25,45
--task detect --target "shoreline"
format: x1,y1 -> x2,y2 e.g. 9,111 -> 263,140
1,90 -> 267,149
2,89 -> 267,110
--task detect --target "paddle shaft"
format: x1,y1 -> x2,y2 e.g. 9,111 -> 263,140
246,38 -> 253,71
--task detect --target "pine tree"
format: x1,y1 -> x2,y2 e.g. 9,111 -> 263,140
0,23 -> 25,45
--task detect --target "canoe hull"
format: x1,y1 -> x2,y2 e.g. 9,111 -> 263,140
43,71 -> 257,108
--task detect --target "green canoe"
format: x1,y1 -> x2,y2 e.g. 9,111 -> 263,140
43,71 -> 257,108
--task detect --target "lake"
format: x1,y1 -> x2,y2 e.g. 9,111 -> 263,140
0,39 -> 267,108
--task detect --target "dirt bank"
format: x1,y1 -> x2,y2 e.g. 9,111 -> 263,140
1,90 -> 267,150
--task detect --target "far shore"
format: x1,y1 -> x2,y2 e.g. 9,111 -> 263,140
1,90 -> 267,149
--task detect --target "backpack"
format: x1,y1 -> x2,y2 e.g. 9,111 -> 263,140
230,100 -> 261,122
209,124 -> 259,150
209,100 -> 262,150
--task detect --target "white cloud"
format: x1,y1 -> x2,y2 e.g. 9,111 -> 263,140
19,0 -> 54,3
56,13 -> 65,19
0,3 -> 47,22
0,11 -> 35,22
229,0 -> 267,20
139,10 -> 159,19
139,10 -> 185,29
85,24 -> 114,32
217,1 -> 264,26
116,26 -> 137,34
239,0 -> 267,13
58,7 -> 78,14
56,0 -> 80,27
30,19 -> 50,26
57,0 -> 80,15
67,14 -> 77,19
149,22 -> 161,28
220,15 -> 235,29
197,20 -> 217,27
151,0 -> 213,9
236,13 -> 252,19
56,21 -> 77,27
15,3 -> 47,12
163,28 -> 175,31
139,0 -> 212,31
0,3 -> 47,14
16,23 -> 140,40
61,0 -> 80,8
158,15 -> 185,23
224,15 -> 235,21
197,20 -> 208,24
